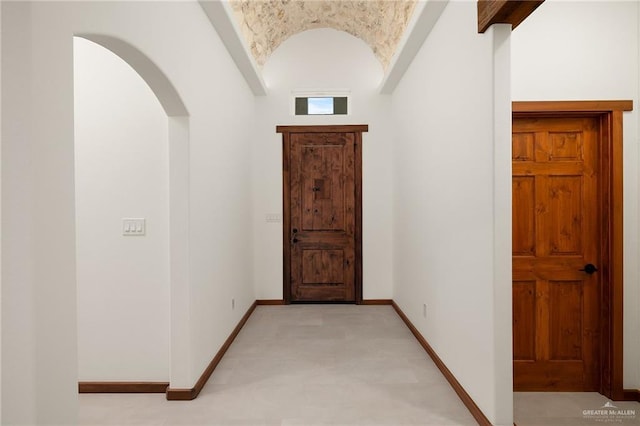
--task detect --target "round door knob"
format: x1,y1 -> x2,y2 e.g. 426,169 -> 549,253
579,264 -> 598,274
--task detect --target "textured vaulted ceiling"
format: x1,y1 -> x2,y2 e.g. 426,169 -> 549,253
229,0 -> 417,70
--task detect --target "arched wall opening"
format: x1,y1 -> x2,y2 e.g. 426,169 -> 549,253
3,3 -> 257,421
73,35 -> 190,386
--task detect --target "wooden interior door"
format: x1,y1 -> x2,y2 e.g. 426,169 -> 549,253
279,125 -> 366,303
512,116 -> 601,391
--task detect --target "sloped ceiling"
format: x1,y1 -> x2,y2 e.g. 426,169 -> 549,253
229,0 -> 417,70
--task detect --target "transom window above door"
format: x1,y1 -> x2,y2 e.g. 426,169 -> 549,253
292,91 -> 350,116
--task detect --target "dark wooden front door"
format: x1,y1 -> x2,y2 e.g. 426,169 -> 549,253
278,125 -> 366,303
512,116 -> 601,391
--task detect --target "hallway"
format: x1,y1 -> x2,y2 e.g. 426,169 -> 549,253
77,305 -> 640,425
79,305 -> 477,425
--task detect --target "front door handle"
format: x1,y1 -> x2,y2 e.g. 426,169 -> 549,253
579,264 -> 599,274
291,228 -> 298,244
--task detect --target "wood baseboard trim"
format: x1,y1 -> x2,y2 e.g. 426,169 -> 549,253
360,299 -> 393,305
79,382 -> 169,393
165,386 -> 195,401
256,299 -> 286,305
166,300 -> 258,401
391,301 -> 492,426
623,389 -> 640,402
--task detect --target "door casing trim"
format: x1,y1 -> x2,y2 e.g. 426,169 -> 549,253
513,100 -> 632,399
277,125 -> 367,304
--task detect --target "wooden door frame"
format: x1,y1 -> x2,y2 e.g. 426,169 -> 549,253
278,125 -> 367,305
512,100 -> 633,400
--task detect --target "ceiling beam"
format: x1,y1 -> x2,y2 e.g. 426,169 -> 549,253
478,0 -> 545,33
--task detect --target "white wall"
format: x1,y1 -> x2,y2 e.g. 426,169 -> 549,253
0,0 -> 3,417
391,2 -> 512,424
74,37 -> 170,381
253,28 -> 394,301
1,1 -> 255,423
511,0 -> 640,389
2,3 -> 78,423
2,3 -> 38,424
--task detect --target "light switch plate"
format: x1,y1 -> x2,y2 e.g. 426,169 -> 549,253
266,214 -> 282,223
123,218 -> 146,236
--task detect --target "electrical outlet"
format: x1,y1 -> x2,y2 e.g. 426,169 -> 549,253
423,304 -> 427,318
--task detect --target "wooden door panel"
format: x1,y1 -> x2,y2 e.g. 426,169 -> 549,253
534,280 -> 550,361
548,281 -> 583,360
549,131 -> 583,161
513,281 -> 536,361
513,117 -> 600,391
512,177 -> 536,256
301,142 -> 349,231
513,132 -> 535,161
302,250 -> 345,284
292,284 -> 348,302
548,176 -> 583,255
282,127 -> 364,303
